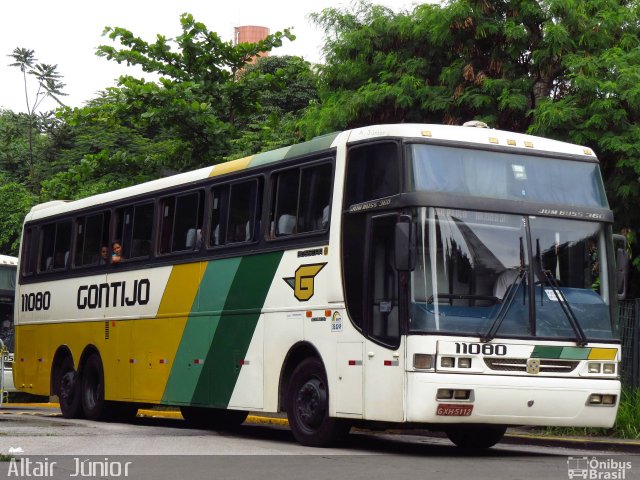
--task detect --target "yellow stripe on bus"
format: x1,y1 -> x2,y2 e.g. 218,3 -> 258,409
209,156 -> 253,177
587,348 -> 617,361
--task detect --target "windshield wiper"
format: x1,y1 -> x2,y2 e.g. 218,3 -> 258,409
540,270 -> 588,346
481,268 -> 526,343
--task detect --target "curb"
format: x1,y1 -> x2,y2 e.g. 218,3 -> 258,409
1,403 -> 290,427
3,403 -> 638,451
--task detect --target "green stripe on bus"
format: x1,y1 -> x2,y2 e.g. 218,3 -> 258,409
560,347 -> 590,360
161,258 -> 242,404
249,132 -> 339,169
531,345 -> 591,360
192,252 -> 283,408
530,346 -> 563,359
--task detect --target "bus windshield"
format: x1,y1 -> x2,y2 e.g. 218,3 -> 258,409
407,144 -> 608,208
409,207 -> 615,341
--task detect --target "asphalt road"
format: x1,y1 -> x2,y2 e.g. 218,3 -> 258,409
0,406 -> 639,480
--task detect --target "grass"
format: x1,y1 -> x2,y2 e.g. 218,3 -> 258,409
612,388 -> 640,438
545,387 -> 640,439
0,454 -> 12,462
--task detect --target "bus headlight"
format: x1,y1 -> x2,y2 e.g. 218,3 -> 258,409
587,362 -> 601,374
441,357 -> 455,368
602,363 -> 616,375
458,358 -> 472,368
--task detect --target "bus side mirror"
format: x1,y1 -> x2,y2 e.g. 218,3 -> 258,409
613,234 -> 629,301
395,215 -> 416,271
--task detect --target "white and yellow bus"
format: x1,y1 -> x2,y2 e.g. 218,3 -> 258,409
15,123 -> 623,448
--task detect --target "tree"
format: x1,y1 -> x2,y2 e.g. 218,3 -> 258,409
89,13 -> 295,170
7,48 -> 67,188
0,175 -> 37,255
231,55 -> 320,157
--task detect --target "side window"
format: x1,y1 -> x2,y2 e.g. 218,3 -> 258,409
21,227 -> 36,276
115,202 -> 154,260
273,169 -> 299,236
159,191 -> 203,254
345,143 -> 400,207
209,185 -> 229,247
209,179 -> 261,247
270,162 -> 332,237
75,212 -> 111,266
228,180 -> 259,244
299,163 -> 332,232
39,221 -> 72,272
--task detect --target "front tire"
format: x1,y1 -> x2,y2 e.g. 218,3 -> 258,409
286,357 -> 349,447
445,425 -> 507,449
81,353 -> 106,420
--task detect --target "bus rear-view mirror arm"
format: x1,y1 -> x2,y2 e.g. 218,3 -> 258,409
613,234 -> 629,301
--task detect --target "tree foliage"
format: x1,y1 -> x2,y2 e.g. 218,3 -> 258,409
7,48 -> 67,189
0,174 -> 37,256
302,1 -> 640,226
39,14 -> 303,201
231,55 -> 319,157
92,13 -> 296,168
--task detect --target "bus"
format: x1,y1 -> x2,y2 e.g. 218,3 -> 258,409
14,123 -> 623,448
0,254 -> 18,399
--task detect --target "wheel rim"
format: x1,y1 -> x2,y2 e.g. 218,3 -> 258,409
60,371 -> 76,403
83,365 -> 101,411
295,377 -> 327,431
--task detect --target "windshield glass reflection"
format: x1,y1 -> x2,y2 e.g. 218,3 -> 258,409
409,208 -> 615,340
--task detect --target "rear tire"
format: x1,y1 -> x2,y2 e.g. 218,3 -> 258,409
180,406 -> 248,430
81,353 -> 106,420
58,356 -> 83,419
286,357 -> 349,447
445,425 -> 507,449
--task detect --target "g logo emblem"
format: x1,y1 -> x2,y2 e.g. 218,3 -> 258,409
284,263 -> 327,301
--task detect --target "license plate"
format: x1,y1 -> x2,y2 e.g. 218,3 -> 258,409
436,404 -> 473,416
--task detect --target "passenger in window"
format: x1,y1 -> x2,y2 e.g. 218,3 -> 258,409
231,222 -> 247,243
321,205 -> 330,229
98,246 -> 110,265
53,251 -> 66,269
111,240 -> 123,264
277,213 -> 296,235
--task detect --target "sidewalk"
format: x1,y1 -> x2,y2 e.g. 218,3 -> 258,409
4,402 -> 639,452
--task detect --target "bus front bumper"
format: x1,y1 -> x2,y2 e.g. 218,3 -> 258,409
406,372 -> 620,428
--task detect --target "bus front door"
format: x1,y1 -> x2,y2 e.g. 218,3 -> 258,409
363,214 -> 405,422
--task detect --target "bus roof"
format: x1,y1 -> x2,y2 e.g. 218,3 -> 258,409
347,124 -> 596,159
25,123 -> 595,222
0,255 -> 17,266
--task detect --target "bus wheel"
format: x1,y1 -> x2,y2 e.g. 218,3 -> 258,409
287,357 -> 349,447
180,406 -> 248,429
58,357 -> 83,419
445,425 -> 507,449
81,353 -> 106,420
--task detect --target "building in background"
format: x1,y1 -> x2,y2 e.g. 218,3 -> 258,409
234,25 -> 270,64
